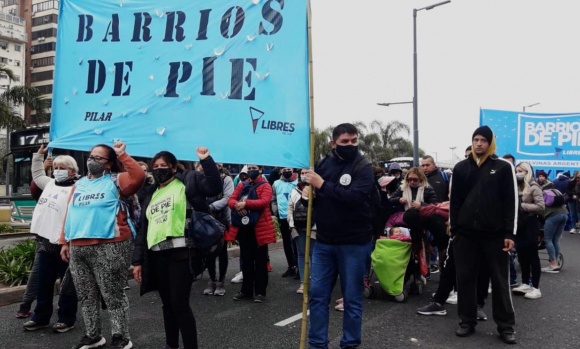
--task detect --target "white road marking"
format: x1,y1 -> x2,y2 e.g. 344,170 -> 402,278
275,311 -> 309,327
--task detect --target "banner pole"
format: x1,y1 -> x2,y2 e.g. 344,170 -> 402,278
300,1 -> 315,348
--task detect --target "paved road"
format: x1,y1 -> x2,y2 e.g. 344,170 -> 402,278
1,235 -> 580,348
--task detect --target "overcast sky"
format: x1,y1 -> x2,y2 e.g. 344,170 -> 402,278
309,0 -> 580,165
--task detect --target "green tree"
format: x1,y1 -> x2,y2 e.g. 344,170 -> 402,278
313,126 -> 333,161
0,65 -> 49,129
369,120 -> 411,160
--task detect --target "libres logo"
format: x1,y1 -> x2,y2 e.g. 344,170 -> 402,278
249,106 -> 296,135
249,107 -> 265,134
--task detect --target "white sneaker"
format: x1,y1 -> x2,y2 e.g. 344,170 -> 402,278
569,229 -> 576,234
446,291 -> 458,305
541,265 -> 560,274
512,283 -> 532,294
231,271 -> 243,284
524,287 -> 542,299
296,284 -> 304,294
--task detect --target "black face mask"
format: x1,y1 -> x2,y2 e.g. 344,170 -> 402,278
248,169 -> 260,180
152,168 -> 174,184
334,145 -> 358,162
282,171 -> 292,179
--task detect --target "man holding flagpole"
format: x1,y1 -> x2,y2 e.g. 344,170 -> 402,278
301,123 -> 374,349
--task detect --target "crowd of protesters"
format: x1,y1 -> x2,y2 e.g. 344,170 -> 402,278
13,123 -> 575,349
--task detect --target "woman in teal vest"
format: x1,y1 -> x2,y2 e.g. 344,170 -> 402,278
60,141 -> 145,349
132,147 -> 221,349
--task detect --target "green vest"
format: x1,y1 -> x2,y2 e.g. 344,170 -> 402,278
146,179 -> 187,248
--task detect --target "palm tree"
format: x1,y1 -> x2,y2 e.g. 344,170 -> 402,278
0,65 -> 48,129
371,120 -> 411,149
313,126 -> 333,161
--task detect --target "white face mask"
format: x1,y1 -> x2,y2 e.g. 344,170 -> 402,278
53,169 -> 70,183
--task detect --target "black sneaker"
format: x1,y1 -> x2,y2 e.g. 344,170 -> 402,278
416,302 -> 446,316
430,264 -> 440,274
110,334 -> 133,349
455,325 -> 475,337
281,267 -> 296,277
23,320 -> 50,331
499,331 -> 517,344
71,335 -> 106,349
232,292 -> 253,301
477,306 -> 488,321
254,294 -> 266,303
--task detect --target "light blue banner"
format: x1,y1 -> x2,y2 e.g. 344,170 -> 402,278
480,109 -> 580,178
50,0 -> 310,168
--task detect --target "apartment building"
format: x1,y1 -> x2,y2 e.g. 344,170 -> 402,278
0,0 -> 27,114
18,0 -> 57,122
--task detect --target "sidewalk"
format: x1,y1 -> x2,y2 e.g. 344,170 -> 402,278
0,239 -> 283,307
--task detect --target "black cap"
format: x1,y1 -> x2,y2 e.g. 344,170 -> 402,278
472,125 -> 494,143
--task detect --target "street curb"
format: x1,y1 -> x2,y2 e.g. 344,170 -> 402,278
0,239 -> 283,307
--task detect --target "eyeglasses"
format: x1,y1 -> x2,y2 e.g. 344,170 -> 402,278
88,155 -> 109,162
407,177 -> 420,182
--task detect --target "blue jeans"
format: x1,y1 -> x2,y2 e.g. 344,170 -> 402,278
308,241 -> 372,349
565,200 -> 577,231
509,252 -> 517,285
544,213 -> 567,261
294,229 -> 315,283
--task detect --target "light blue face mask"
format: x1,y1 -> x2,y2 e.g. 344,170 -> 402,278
53,169 -> 70,182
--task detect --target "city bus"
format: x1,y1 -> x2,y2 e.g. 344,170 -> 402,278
383,157 -> 414,171
3,125 -> 276,222
3,125 -> 86,223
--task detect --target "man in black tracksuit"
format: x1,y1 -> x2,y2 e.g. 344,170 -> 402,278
450,125 -> 518,345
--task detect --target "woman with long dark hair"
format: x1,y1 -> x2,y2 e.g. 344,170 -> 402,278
132,148 -> 221,349
60,141 -> 145,349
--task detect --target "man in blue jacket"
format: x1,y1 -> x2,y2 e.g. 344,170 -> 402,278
301,123 -> 374,349
450,125 -> 518,345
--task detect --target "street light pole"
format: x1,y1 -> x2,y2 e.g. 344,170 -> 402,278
523,102 -> 540,112
449,146 -> 456,165
377,101 -> 413,107
413,0 -> 451,167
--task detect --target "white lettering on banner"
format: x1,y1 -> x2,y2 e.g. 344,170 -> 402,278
525,121 -> 580,147
528,160 -> 580,167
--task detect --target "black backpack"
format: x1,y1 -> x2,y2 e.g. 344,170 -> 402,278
231,181 -> 267,227
292,188 -> 311,229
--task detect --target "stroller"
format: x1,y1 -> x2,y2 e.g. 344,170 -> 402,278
364,214 -> 428,302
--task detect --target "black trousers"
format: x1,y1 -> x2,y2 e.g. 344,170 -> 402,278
433,237 -> 489,307
454,235 -> 515,333
515,239 -> 541,288
238,227 -> 269,296
153,249 -> 197,349
279,218 -> 297,269
205,241 -> 229,282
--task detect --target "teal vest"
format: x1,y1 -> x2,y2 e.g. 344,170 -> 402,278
65,174 -> 119,241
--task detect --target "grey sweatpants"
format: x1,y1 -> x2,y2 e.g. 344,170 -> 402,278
69,239 -> 132,341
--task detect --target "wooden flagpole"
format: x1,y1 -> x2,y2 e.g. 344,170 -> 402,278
300,1 -> 315,348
